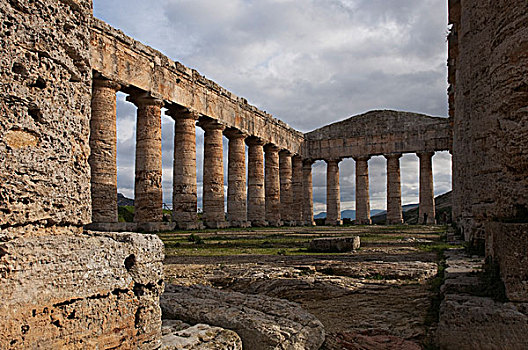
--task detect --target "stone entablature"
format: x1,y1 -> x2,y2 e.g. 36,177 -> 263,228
90,18 -> 304,154
303,110 -> 451,160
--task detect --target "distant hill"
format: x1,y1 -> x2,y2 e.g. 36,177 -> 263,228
314,209 -> 385,220
371,191 -> 452,224
117,193 -> 134,207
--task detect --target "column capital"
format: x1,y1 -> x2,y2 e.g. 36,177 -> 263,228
325,158 -> 342,165
264,144 -> 280,153
302,158 -> 315,167
127,93 -> 164,107
198,119 -> 225,132
92,77 -> 121,91
279,149 -> 292,157
417,151 -> 435,158
384,153 -> 402,160
353,155 -> 371,162
224,128 -> 247,140
166,105 -> 200,120
245,136 -> 265,146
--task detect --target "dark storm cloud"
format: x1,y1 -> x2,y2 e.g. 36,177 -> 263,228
94,0 -> 451,208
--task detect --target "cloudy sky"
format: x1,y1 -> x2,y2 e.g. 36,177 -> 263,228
93,0 -> 452,214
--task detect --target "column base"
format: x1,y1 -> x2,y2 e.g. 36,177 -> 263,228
387,219 -> 404,225
281,220 -> 297,227
229,221 -> 251,228
204,221 -> 230,229
325,219 -> 343,226
136,222 -> 177,232
355,219 -> 372,225
305,220 -> 316,226
85,222 -> 128,232
176,221 -> 205,230
267,220 -> 283,227
250,220 -> 268,227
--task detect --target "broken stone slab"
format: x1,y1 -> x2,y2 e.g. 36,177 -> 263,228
161,284 -> 325,350
162,319 -> 242,350
309,236 -> 360,253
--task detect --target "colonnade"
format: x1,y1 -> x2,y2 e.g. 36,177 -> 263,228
322,152 -> 436,226
89,78 -> 315,230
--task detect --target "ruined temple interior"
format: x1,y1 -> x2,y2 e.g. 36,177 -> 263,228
0,0 -> 527,349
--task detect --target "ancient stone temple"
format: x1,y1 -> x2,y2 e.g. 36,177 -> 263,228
0,0 -> 526,348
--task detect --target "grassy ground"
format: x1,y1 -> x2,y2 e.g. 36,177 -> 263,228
158,225 -> 449,257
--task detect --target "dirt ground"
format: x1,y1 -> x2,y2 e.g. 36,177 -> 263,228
162,225 -> 450,349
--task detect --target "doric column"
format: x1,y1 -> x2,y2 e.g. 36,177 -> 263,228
385,153 -> 403,225
129,93 -> 164,224
291,155 -> 304,225
302,159 -> 316,226
279,150 -> 293,225
418,152 -> 436,224
325,159 -> 342,226
265,144 -> 282,226
168,106 -> 201,230
89,78 -> 120,224
225,129 -> 248,227
199,119 -> 227,228
246,137 -> 266,226
354,156 -> 371,225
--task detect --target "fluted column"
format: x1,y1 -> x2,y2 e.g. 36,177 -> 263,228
385,153 -> 403,225
325,159 -> 342,226
168,106 -> 201,229
265,144 -> 282,226
246,137 -> 267,226
418,152 -> 436,224
303,159 -> 315,226
199,120 -> 227,228
279,150 -> 293,226
225,129 -> 249,227
291,155 -> 304,225
354,156 -> 371,225
89,78 -> 120,224
129,93 -> 164,224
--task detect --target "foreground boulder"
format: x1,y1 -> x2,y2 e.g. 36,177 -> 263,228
161,284 -> 325,350
309,236 -> 360,252
162,320 -> 242,350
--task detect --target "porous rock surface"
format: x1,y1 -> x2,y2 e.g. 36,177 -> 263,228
161,284 -> 325,350
309,236 -> 360,252
162,319 -> 242,350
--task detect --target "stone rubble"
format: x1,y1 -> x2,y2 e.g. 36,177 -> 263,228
162,319 -> 243,350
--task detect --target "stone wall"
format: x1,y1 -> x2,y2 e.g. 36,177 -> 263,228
304,110 -> 451,160
450,0 -> 528,301
0,0 -> 164,347
90,19 -> 304,154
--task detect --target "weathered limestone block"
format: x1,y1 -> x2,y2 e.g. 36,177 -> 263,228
0,231 -> 165,349
90,78 -> 120,224
169,107 -> 201,230
325,159 -> 342,226
418,152 -> 435,224
162,320 -> 243,350
129,94 -> 164,224
385,153 -> 403,225
225,129 -> 248,227
265,144 -> 282,226
246,137 -> 267,226
309,236 -> 360,253
0,0 -> 93,230
302,160 -> 315,226
161,284 -> 325,350
279,150 -> 294,225
354,156 -> 371,225
200,119 -> 228,228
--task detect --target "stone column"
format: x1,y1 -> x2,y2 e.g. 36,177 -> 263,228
291,155 -> 304,225
89,78 -> 120,225
129,94 -> 164,224
199,120 -> 228,228
225,129 -> 249,227
325,159 -> 342,226
385,153 -> 403,225
354,156 -> 371,225
418,152 -> 436,224
265,144 -> 282,226
168,106 -> 201,230
246,137 -> 267,226
303,159 -> 316,226
279,150 -> 293,225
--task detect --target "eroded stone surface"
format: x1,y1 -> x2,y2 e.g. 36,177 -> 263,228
162,319 -> 243,350
310,236 -> 360,253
